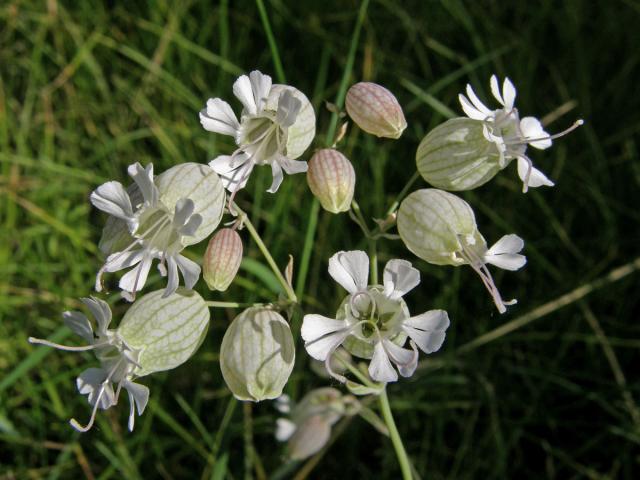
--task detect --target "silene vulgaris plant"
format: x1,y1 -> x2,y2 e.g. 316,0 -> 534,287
29,68 -> 582,478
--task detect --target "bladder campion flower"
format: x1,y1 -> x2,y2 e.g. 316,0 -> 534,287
220,307 -> 295,401
275,388 -> 358,460
200,70 -> 316,195
397,188 -> 527,313
203,228 -> 243,291
345,82 -> 407,139
28,290 -> 210,432
307,148 -> 356,214
417,75 -> 582,192
301,250 -> 450,384
91,162 -> 225,301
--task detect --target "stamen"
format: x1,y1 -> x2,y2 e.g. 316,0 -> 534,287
70,389 -> 103,432
457,236 -> 513,314
504,119 -> 584,147
69,357 -> 125,432
323,319 -> 375,383
349,290 -> 376,319
28,337 -> 110,351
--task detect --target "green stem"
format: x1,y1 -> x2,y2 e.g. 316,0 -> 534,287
243,402 -> 254,480
379,388 -> 413,480
295,198 -> 320,300
255,0 -> 286,84
334,352 -> 376,388
350,199 -> 372,237
237,206 -> 297,303
385,171 -> 420,217
369,238 -> 378,285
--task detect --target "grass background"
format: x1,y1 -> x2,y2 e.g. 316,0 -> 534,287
1,0 -> 639,478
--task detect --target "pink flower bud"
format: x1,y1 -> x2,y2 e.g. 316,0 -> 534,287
345,82 -> 407,139
307,149 -> 356,214
203,228 -> 243,291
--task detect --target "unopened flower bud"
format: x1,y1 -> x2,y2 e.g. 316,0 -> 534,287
416,118 -> 502,191
345,82 -> 407,139
220,308 -> 295,401
203,228 -> 243,291
307,149 -> 355,213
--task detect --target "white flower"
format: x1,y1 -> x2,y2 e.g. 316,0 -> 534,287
200,70 -> 316,195
29,297 -> 148,432
301,251 -> 450,384
29,290 -> 210,433
458,75 -> 582,192
398,189 -> 528,314
454,231 -> 527,313
91,162 -> 225,301
274,388 -> 357,460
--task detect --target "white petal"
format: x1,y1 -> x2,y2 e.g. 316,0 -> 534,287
490,75 -> 505,106
103,249 -> 144,273
487,234 -> 524,255
279,157 -> 308,175
301,315 -> 349,361
520,116 -> 552,149
119,254 -> 153,295
249,70 -> 272,113
384,340 -> 418,378
502,77 -> 516,110
180,214 -> 202,237
173,198 -> 195,228
233,74 -> 258,115
465,84 -> 492,115
165,256 -> 179,296
275,418 -> 297,441
328,250 -> 369,294
124,380 -> 149,415
517,157 -> 554,188
307,330 -> 351,362
77,368 -> 116,410
200,98 -> 239,136
458,94 -> 487,121
485,252 -> 527,271
276,89 -> 302,127
175,254 -> 201,290
90,181 -> 134,221
368,342 -> 398,383
485,235 -> 527,271
403,310 -> 450,354
124,380 -> 149,432
80,297 -> 112,334
209,154 -> 253,193
127,163 -> 158,206
382,259 -> 420,300
302,317 -> 350,362
267,162 -> 284,193
301,314 -> 347,342
63,311 -> 94,343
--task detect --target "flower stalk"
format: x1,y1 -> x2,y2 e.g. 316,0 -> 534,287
234,204 -> 297,303
379,388 -> 413,480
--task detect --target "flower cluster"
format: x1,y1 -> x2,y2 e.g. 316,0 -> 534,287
28,65 -> 581,480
